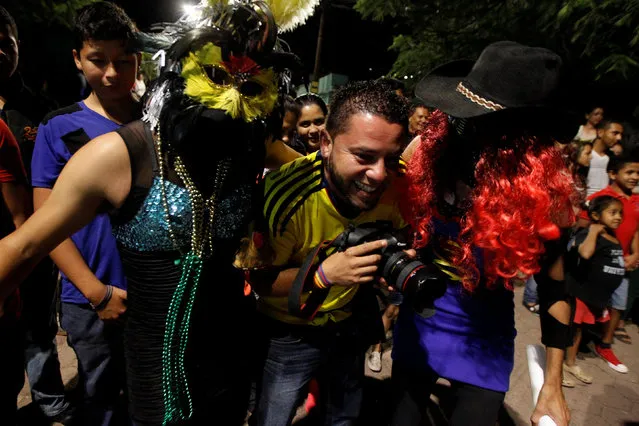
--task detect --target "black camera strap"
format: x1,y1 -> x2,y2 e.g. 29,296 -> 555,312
288,238 -> 341,319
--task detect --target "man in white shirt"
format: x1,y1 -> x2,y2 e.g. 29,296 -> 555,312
587,119 -> 624,196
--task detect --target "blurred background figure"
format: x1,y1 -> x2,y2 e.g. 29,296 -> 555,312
575,106 -> 604,143
408,102 -> 430,137
280,95 -> 305,154
132,70 -> 146,100
377,76 -> 406,97
611,142 -> 624,156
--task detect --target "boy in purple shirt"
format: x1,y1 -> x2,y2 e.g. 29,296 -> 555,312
30,3 -> 140,424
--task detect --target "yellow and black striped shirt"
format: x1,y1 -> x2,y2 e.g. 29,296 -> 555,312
259,151 -> 407,326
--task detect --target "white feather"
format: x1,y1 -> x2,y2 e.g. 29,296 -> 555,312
263,0 -> 322,32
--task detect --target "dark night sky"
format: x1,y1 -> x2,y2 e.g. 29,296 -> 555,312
112,0 -> 398,82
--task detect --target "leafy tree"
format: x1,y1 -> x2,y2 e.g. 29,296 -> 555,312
354,0 -> 639,88
3,0 -> 99,31
558,0 -> 639,80
140,52 -> 159,82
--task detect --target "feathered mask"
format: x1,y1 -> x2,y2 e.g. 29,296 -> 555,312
138,0 -> 319,127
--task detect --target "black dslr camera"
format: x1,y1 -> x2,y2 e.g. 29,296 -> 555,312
333,221 -> 447,317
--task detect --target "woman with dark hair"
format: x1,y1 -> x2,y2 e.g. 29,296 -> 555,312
565,141 -> 593,199
294,94 -> 328,153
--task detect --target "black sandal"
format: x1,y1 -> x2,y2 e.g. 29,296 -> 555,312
614,327 -> 632,344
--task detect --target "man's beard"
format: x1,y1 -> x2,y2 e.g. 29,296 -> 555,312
325,154 -> 378,213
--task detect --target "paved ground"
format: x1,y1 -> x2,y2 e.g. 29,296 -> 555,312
505,287 -> 639,426
18,286 -> 639,425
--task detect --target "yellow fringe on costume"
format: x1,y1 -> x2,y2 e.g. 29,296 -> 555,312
181,42 -> 278,122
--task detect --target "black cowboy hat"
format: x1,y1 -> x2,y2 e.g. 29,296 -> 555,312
415,41 -> 580,140
415,41 -> 567,117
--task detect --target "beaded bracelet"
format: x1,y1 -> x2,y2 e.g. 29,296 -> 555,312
91,285 -> 113,312
314,265 -> 332,289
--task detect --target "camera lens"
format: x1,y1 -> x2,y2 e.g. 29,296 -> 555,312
382,251 -> 447,303
382,251 -> 426,296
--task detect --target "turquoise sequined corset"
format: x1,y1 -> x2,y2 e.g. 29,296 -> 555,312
113,177 -> 192,252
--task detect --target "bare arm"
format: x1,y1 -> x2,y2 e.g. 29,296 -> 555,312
264,138 -> 302,169
577,225 -> 604,260
34,188 -> 126,315
0,132 -> 131,302
401,135 -> 421,162
1,181 -> 32,228
624,230 -> 639,271
253,268 -> 300,297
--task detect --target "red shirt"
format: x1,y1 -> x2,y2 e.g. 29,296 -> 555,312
0,118 -> 26,184
0,118 -> 25,316
579,186 -> 639,255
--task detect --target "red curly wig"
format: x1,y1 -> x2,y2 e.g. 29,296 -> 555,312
404,110 -> 577,290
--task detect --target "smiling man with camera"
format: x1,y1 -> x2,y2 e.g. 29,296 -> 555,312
251,80 -> 412,425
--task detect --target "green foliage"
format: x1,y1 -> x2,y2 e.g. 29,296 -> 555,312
559,0 -> 639,81
140,52 -> 160,82
355,0 -> 639,87
3,0 -> 99,30
353,0 -> 407,21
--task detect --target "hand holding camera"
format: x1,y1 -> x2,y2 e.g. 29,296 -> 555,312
290,221 -> 448,319
320,239 -> 388,287
327,221 -> 448,316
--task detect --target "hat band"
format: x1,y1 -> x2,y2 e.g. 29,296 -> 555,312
456,82 -> 505,112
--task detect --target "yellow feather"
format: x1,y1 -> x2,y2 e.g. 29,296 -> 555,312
181,42 -> 278,122
206,0 -> 230,6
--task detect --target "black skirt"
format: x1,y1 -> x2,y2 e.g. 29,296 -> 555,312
120,246 -> 256,425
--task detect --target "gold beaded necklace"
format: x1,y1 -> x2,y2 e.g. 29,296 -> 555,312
154,126 -> 230,424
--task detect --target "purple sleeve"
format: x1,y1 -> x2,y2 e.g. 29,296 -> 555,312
31,122 -> 70,189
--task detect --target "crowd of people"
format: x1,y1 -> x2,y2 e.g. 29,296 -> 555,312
523,107 -> 639,387
0,1 -> 637,426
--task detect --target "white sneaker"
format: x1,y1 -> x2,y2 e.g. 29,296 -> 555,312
563,363 -> 593,384
595,345 -> 629,374
367,351 -> 382,372
561,371 -> 575,388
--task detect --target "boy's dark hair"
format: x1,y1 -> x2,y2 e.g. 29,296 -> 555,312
74,2 -> 137,53
295,93 -> 328,116
326,80 -> 410,141
0,6 -> 18,39
596,118 -> 622,131
588,195 -> 622,221
606,150 -> 639,173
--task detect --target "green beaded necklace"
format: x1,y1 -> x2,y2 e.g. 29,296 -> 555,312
155,127 -> 230,425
